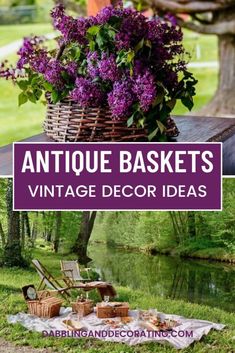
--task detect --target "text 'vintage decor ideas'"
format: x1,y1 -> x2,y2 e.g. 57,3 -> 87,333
13,143 -> 222,211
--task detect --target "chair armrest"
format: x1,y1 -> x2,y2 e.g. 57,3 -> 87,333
61,269 -> 73,276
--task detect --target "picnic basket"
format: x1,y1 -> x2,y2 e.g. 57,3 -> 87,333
71,299 -> 94,316
27,297 -> 63,318
44,99 -> 179,142
96,302 -> 129,318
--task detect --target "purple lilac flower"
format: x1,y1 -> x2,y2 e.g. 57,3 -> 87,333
17,36 -> 45,69
66,62 -> 78,77
96,6 -> 114,25
44,60 -> 64,89
51,5 -> 89,44
164,13 -> 178,27
87,51 -> 99,78
163,68 -> 178,91
71,77 -> 104,107
115,9 -> 147,50
108,80 -> 134,118
133,71 -> 156,112
31,50 -> 49,74
0,61 -> 25,80
98,53 -> 119,82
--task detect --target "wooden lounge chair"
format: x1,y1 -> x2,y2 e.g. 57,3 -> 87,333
60,260 -> 117,300
32,259 -> 70,299
32,259 -> 117,300
60,260 -> 92,287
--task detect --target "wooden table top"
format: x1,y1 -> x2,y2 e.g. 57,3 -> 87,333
1,115 -> 235,176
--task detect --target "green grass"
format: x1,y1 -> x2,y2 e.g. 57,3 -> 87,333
0,248 -> 234,353
0,23 -> 53,47
183,30 -> 218,62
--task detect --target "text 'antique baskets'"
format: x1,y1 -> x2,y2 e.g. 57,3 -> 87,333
44,97 -> 179,142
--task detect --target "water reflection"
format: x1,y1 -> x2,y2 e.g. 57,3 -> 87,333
88,244 -> 235,312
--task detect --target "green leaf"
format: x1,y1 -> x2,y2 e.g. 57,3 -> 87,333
181,94 -> 194,111
89,40 -> 95,51
51,90 -> 60,104
153,90 -> 165,107
127,50 -> 135,63
130,66 -> 133,77
31,76 -> 40,86
134,38 -> 144,53
148,127 -> 159,141
156,120 -> 166,135
18,92 -> 28,106
145,39 -> 152,49
43,81 -> 53,92
127,115 -> 134,127
74,47 -> 81,60
107,29 -> 116,39
137,117 -> 145,128
166,98 -> 176,110
17,80 -> 28,91
34,89 -> 43,100
87,25 -> 100,36
96,32 -> 105,48
27,92 -> 37,103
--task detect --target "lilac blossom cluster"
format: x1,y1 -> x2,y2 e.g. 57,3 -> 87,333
0,1 -> 196,123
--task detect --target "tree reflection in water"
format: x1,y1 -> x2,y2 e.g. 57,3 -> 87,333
88,245 -> 235,312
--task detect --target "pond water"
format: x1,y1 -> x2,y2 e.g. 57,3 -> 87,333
88,244 -> 235,312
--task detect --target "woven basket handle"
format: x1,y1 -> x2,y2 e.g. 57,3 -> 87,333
38,290 -> 50,301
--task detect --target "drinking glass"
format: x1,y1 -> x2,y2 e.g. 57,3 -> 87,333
104,295 -> 109,303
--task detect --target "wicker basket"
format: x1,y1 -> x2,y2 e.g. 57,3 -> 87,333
44,97 -> 179,142
72,299 -> 94,317
27,297 -> 63,318
96,302 -> 129,318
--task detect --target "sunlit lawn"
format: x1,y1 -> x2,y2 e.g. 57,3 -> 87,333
0,24 -> 218,146
0,23 -> 53,47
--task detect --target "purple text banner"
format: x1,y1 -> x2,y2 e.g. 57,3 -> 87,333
13,142 -> 222,211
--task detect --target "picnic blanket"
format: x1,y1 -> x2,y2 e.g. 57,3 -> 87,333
8,308 -> 225,349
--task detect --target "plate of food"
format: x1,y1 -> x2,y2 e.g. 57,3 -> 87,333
139,311 -> 180,331
102,318 -> 123,329
62,319 -> 86,331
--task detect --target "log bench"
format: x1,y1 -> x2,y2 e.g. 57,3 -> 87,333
0,115 -> 235,176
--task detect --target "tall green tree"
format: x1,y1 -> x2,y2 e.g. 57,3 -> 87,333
2,179 -> 26,267
53,211 -> 62,253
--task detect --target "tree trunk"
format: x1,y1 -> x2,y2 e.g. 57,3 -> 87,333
187,212 -> 196,239
32,212 -> 38,242
0,220 -> 5,247
73,211 -> 97,264
3,179 -> 26,267
24,212 -> 31,238
200,33 -> 235,116
53,211 -> 62,253
189,8 -> 235,117
21,212 -> 25,248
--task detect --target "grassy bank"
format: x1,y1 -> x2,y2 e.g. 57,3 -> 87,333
92,239 -> 235,264
0,248 -> 234,353
0,23 -> 53,47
